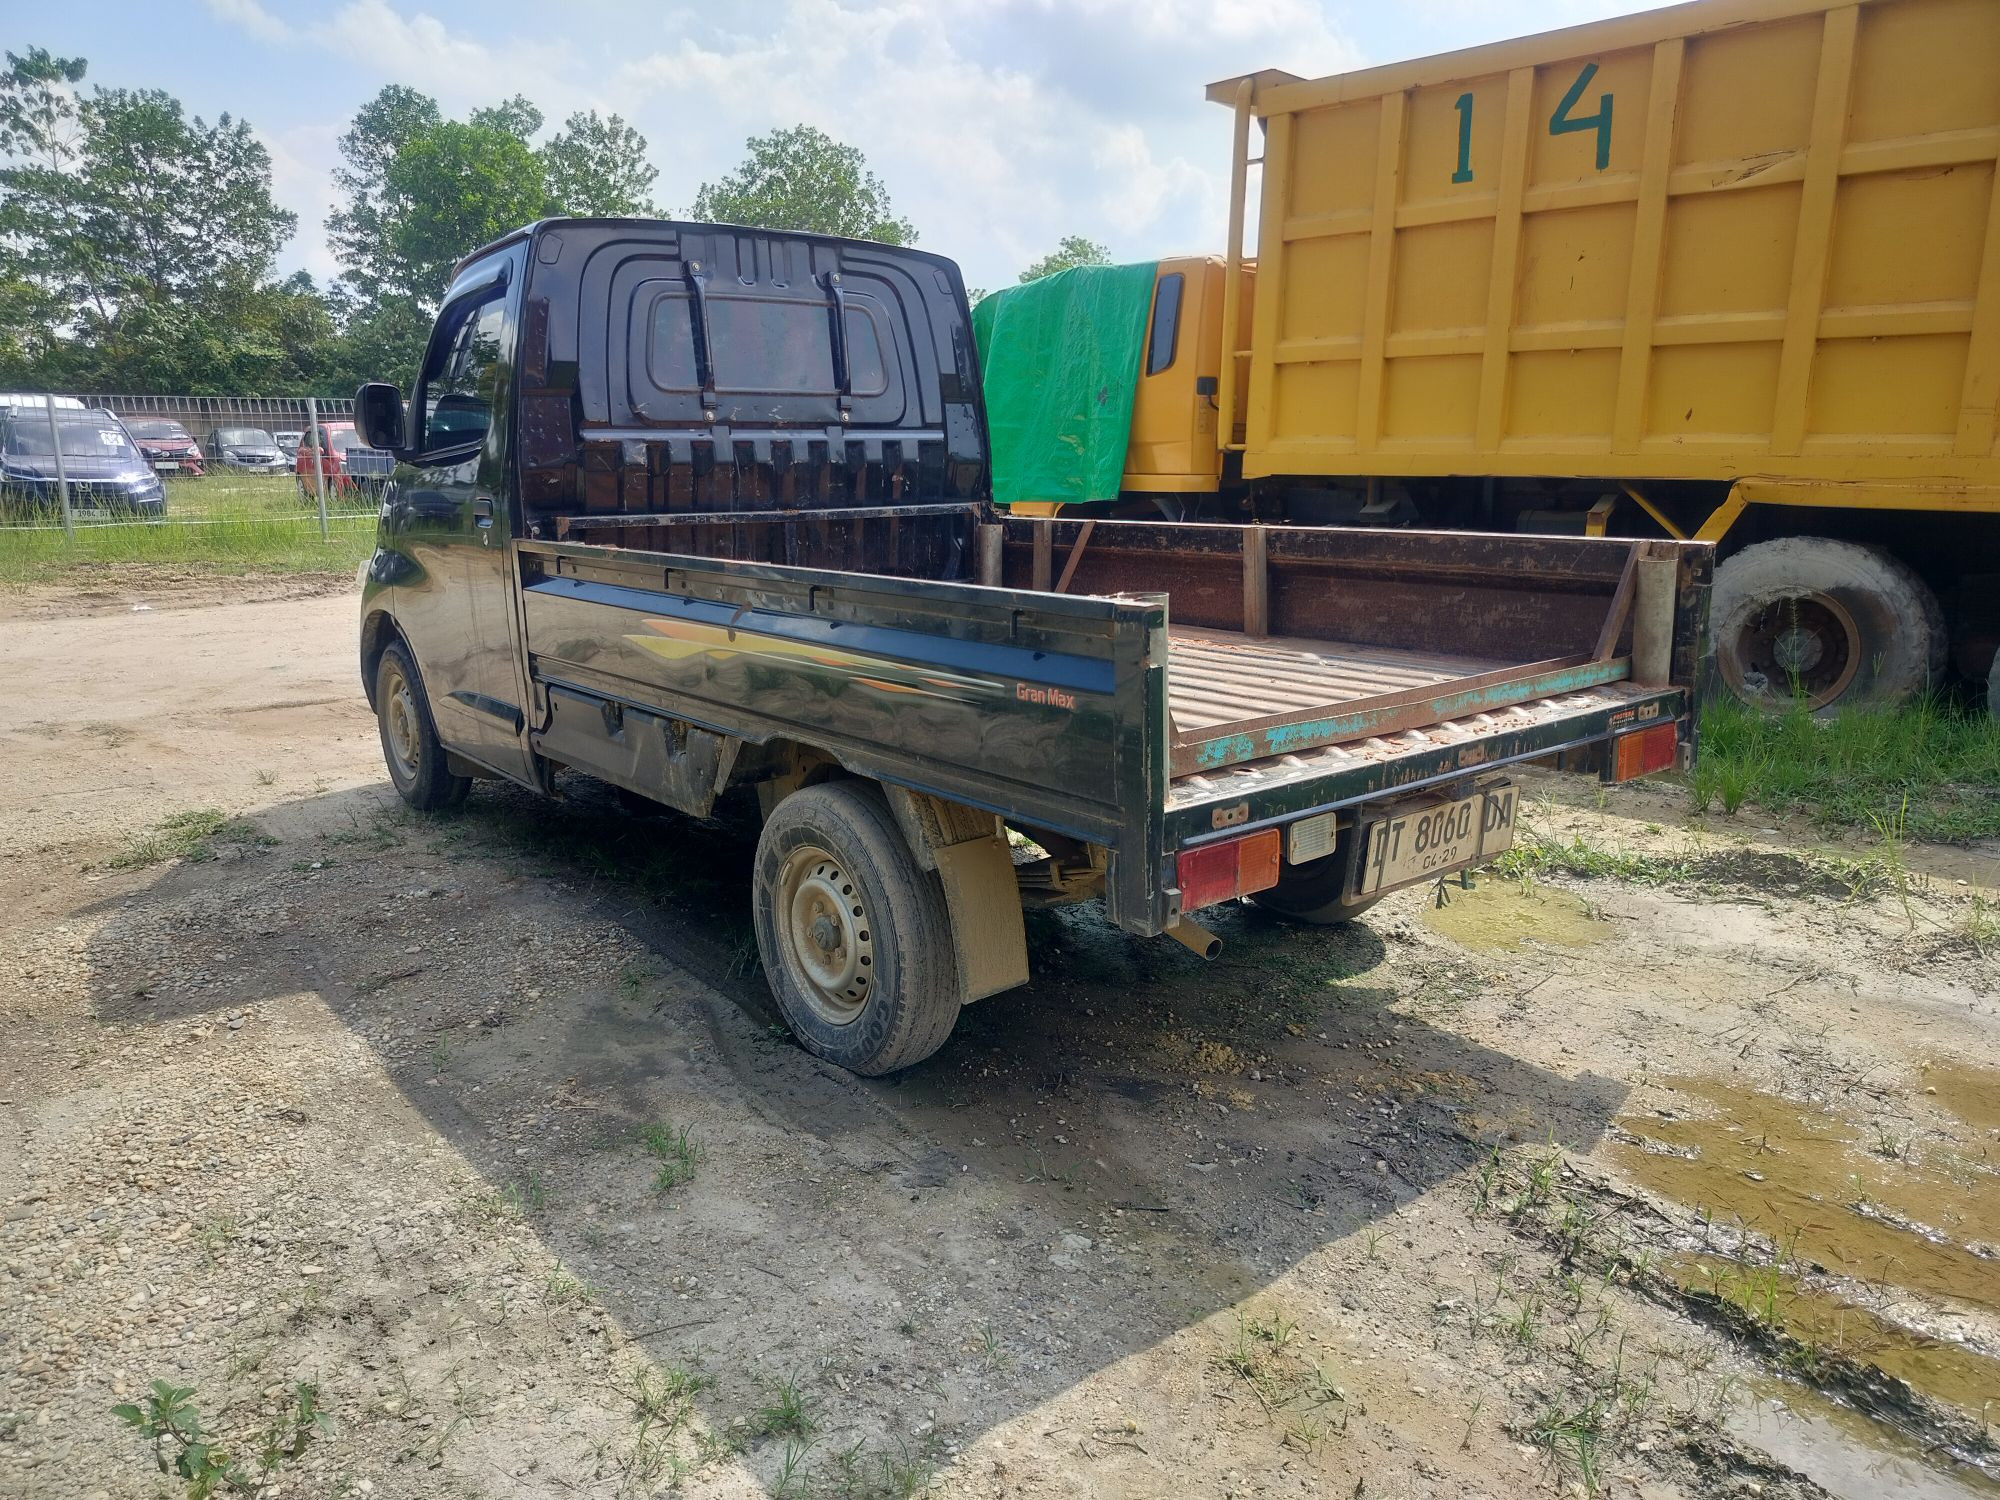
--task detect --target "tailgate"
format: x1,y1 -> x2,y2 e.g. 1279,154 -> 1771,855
1163,678 -> 1684,851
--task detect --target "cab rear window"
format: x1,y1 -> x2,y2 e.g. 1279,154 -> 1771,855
649,294 -> 888,397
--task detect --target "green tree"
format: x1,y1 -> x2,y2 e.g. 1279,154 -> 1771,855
374,119 -> 548,303
692,125 -> 914,244
327,85 -> 443,307
0,49 -> 303,391
1018,235 -> 1110,283
468,94 -> 542,141
542,110 -> 658,217
0,50 -> 87,381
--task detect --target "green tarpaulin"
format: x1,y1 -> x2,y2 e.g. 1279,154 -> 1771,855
971,262 -> 1157,507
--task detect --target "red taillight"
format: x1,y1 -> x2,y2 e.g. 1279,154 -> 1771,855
1612,722 -> 1678,782
1176,828 -> 1282,913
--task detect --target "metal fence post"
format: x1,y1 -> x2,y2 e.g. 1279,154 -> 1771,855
306,395 -> 329,540
44,393 -> 73,540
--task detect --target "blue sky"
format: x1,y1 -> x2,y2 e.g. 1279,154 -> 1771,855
27,0 -> 1661,294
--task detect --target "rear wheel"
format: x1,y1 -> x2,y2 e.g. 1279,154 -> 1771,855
1710,538 -> 1945,714
374,641 -> 471,811
752,782 -> 960,1075
1249,843 -> 1382,926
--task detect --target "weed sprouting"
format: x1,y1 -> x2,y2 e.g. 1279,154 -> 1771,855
1219,1306 -> 1350,1440
639,1121 -> 701,1193
108,809 -> 276,869
545,1270 -> 596,1307
1532,1397 -> 1608,1494
752,1373 -> 815,1439
113,1377 -> 332,1494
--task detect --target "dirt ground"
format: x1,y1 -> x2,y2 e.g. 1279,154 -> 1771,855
2,576 -> 1996,1500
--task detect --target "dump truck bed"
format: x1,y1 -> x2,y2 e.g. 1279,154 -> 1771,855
1214,0 -> 2000,487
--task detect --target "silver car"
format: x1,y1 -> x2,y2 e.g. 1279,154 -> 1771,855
208,426 -> 289,472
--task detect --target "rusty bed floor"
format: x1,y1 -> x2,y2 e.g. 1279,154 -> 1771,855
1166,626 -> 1513,731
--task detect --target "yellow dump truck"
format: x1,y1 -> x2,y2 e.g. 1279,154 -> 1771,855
978,0 -> 2000,714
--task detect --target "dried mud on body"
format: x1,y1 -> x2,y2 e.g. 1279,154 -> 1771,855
1,585 -> 1997,1500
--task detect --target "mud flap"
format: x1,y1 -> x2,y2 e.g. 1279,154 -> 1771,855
883,787 -> 1030,1004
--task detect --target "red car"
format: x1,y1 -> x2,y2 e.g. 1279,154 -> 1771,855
296,421 -> 393,498
123,418 -> 206,477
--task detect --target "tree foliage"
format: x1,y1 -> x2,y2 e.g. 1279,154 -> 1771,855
0,47 -> 312,392
692,125 -> 914,244
0,54 -> 937,397
324,88 -> 667,383
1018,235 -> 1110,284
543,111 -> 658,219
326,84 -> 441,309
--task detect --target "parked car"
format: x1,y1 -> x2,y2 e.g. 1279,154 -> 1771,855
297,421 -> 393,498
208,426 -> 289,473
274,429 -> 305,460
0,393 -> 84,412
0,406 -> 165,518
123,417 -> 206,477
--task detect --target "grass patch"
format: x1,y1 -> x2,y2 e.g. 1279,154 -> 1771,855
108,808 -> 275,868
0,474 -> 374,586
639,1121 -> 701,1194
751,1374 -> 815,1439
1692,695 -> 2000,842
1494,823 -> 1920,908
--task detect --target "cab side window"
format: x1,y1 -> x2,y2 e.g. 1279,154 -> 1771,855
1146,273 -> 1185,376
420,293 -> 509,452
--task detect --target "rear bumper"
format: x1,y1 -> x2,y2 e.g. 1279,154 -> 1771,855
1164,682 -> 1685,853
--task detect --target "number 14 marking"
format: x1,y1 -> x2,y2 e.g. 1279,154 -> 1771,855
1449,63 -> 1614,184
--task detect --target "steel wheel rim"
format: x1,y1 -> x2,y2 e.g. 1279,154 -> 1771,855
1724,592 -> 1861,710
381,660 -> 422,783
777,844 -> 875,1026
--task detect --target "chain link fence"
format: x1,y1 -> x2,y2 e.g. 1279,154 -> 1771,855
0,391 -> 390,535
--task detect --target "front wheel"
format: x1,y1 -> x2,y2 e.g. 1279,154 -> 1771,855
374,641 -> 470,811
752,783 -> 960,1075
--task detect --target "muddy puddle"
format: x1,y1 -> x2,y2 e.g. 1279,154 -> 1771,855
1730,1379 -> 1999,1500
1609,1071 -> 2000,1484
1422,879 -> 1610,952
1925,1061 -> 2000,1139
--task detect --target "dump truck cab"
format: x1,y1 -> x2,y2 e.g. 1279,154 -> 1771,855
1121,257 -> 1255,507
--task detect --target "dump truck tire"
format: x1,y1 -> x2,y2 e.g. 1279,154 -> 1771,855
1710,538 -> 1945,714
374,640 -> 471,812
753,782 -> 961,1076
1249,846 -> 1382,926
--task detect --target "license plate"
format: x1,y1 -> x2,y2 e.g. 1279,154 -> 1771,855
155,461 -> 179,471
1355,785 -> 1517,897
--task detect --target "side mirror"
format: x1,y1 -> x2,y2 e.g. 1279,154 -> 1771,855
355,382 -> 407,456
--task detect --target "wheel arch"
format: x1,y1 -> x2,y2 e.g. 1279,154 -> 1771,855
359,608 -> 404,710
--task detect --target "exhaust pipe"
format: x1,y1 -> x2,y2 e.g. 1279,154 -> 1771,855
1165,916 -> 1222,959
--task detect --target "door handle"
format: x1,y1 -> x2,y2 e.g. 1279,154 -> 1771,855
472,497 -> 495,526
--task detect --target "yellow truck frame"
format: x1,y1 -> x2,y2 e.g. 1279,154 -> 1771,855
1013,0 -> 1998,712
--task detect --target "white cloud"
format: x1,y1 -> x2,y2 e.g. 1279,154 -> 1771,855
203,0 -> 1662,292
201,0 -> 288,45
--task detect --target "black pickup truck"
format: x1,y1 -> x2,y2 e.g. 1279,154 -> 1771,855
353,219 -> 1709,1074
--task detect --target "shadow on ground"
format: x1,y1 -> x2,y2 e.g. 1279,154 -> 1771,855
77,773 -> 1628,1491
